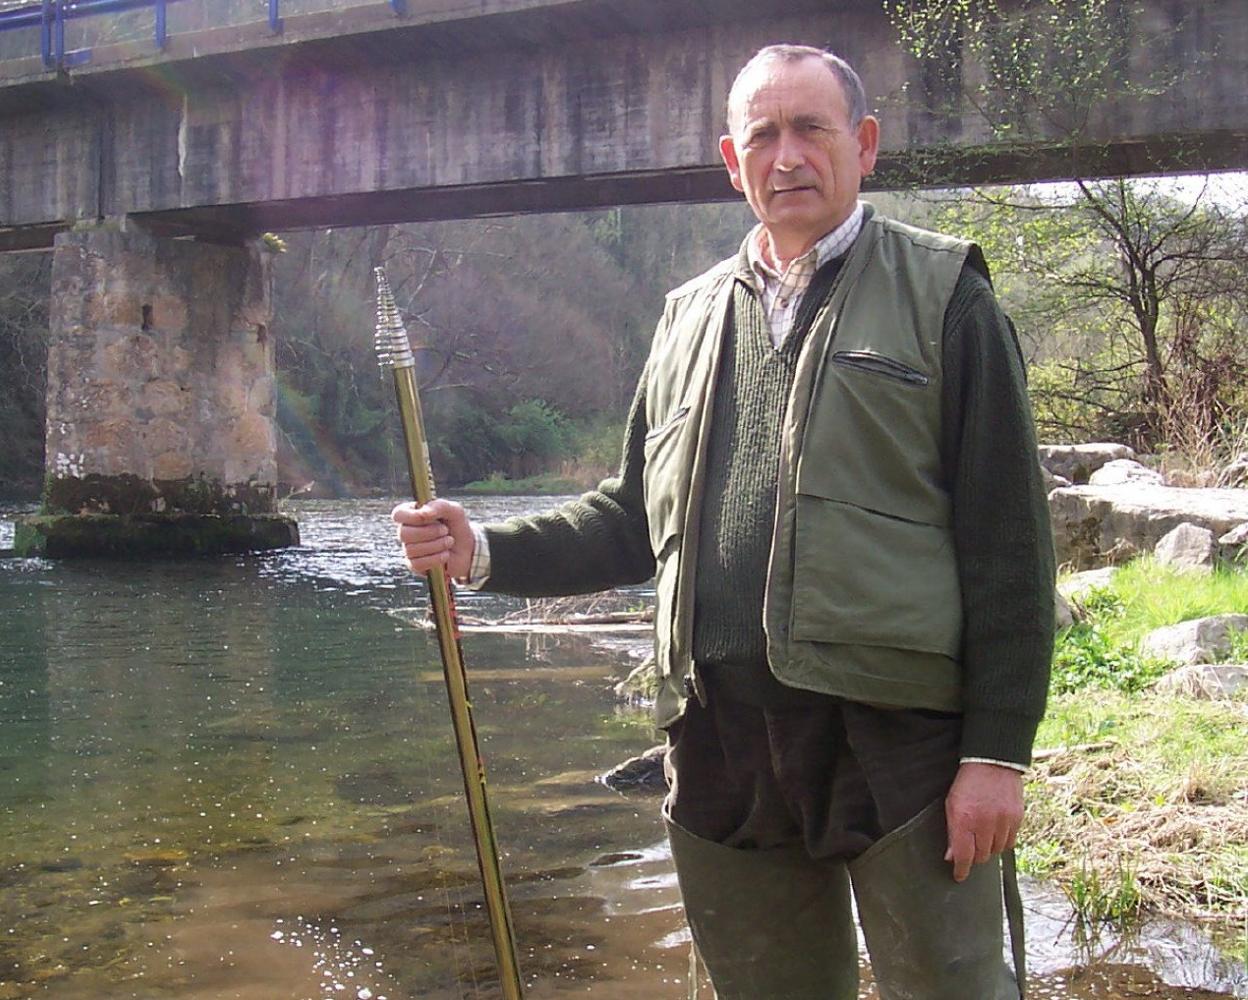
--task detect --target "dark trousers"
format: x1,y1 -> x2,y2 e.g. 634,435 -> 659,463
662,675 -> 1022,1000
664,676 -> 963,858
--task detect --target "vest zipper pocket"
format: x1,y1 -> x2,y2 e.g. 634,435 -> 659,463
645,404 -> 691,442
832,350 -> 929,386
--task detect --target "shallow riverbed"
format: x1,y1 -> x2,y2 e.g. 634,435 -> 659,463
0,498 -> 1244,999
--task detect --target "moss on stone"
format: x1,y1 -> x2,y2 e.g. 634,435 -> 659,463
42,474 -> 277,517
14,513 -> 299,559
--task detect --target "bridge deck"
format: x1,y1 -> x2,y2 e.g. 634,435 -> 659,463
1,0 -> 1244,250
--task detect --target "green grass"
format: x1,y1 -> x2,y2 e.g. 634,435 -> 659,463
1052,560 -> 1248,693
1034,559 -> 1248,933
1027,689 -> 1248,922
1062,858 -> 1142,929
1035,691 -> 1248,801
1090,557 -> 1248,648
457,472 -> 584,495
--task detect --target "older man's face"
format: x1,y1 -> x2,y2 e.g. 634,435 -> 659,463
720,57 -> 878,257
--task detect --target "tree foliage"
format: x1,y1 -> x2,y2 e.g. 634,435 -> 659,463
891,0 -> 1248,466
270,204 -> 752,492
888,0 -> 1168,155
0,255 -> 50,498
932,181 -> 1248,457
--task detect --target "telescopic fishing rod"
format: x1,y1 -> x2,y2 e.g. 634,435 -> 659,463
374,267 -> 525,1000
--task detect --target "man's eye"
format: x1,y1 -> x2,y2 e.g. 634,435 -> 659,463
746,130 -> 775,147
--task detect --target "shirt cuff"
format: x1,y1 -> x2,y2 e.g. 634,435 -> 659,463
459,523 -> 491,590
959,756 -> 1028,774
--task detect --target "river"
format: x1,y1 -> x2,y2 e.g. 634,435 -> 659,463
1,498 -> 1244,999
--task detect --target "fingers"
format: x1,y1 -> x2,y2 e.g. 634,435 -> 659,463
391,499 -> 474,577
399,524 -> 454,561
944,761 -> 1026,882
944,825 -> 977,883
392,498 -> 459,526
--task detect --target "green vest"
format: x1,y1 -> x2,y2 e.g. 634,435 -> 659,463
642,212 -> 974,728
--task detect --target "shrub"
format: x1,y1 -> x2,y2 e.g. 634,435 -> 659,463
1052,587 -> 1171,694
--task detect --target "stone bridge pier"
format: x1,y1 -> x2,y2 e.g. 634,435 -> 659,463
15,222 -> 298,557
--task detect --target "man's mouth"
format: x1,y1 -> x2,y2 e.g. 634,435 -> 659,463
772,185 -> 815,195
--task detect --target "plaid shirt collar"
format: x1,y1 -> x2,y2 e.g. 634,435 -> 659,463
746,202 -> 864,288
741,201 -> 865,347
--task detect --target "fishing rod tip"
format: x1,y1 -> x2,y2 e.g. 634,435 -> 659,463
373,266 -> 414,370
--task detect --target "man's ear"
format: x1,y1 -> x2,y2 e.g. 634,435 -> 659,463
719,135 -> 745,193
856,115 -> 881,177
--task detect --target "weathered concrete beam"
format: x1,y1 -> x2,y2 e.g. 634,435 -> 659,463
0,0 -> 1244,250
15,221 -> 298,556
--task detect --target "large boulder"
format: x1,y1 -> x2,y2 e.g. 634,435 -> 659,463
1219,523 -> 1248,565
1057,567 -> 1118,602
1042,466 -> 1073,495
1139,614 -> 1248,666
1048,484 -> 1248,569
1088,459 -> 1165,487
1038,444 -> 1135,484
1155,663 -> 1248,700
1153,523 -> 1217,573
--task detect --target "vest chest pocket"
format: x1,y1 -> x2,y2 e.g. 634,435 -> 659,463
832,350 -> 929,386
642,405 -> 691,558
797,347 -> 947,527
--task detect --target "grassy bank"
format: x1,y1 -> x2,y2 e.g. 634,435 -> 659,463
1023,559 -> 1248,936
457,472 -> 586,496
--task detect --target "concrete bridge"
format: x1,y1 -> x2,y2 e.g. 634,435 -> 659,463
2,0 -> 1245,554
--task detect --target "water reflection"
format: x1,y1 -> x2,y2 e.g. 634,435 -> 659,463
0,498 -> 1243,999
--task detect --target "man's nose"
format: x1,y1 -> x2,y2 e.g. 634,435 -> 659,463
774,128 -> 805,171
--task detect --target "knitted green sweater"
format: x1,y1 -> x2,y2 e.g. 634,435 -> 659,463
690,257 -> 843,680
483,247 -> 1055,766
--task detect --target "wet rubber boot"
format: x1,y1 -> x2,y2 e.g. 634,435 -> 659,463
848,799 -> 1022,1000
664,814 -> 859,1000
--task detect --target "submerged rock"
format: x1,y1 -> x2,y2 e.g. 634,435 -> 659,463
600,745 -> 667,794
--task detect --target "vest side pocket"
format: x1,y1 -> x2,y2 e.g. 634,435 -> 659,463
789,494 -> 963,659
643,408 -> 693,688
642,406 -> 691,557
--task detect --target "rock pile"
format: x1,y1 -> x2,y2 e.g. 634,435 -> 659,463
1039,442 -> 1248,571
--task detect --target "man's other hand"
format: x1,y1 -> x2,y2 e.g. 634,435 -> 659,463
392,499 -> 475,579
943,761 -> 1025,883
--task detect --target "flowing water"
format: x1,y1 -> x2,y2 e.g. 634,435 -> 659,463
0,498 -> 1244,1000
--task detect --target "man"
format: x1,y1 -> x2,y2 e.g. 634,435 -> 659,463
394,45 -> 1054,1000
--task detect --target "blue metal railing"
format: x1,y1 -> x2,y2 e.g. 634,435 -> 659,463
0,0 -> 193,70
0,0 -> 409,73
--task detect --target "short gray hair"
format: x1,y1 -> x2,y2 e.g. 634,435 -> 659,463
726,45 -> 868,131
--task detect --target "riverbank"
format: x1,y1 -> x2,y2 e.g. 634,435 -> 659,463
1021,560 -> 1248,957
458,472 -> 590,495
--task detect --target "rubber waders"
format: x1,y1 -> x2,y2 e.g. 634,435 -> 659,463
664,813 -> 860,1000
847,798 -> 1023,1000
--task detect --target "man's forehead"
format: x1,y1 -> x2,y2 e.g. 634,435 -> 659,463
731,57 -> 848,128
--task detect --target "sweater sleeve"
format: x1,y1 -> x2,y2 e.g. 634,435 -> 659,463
479,367 -> 657,597
941,264 -> 1056,766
